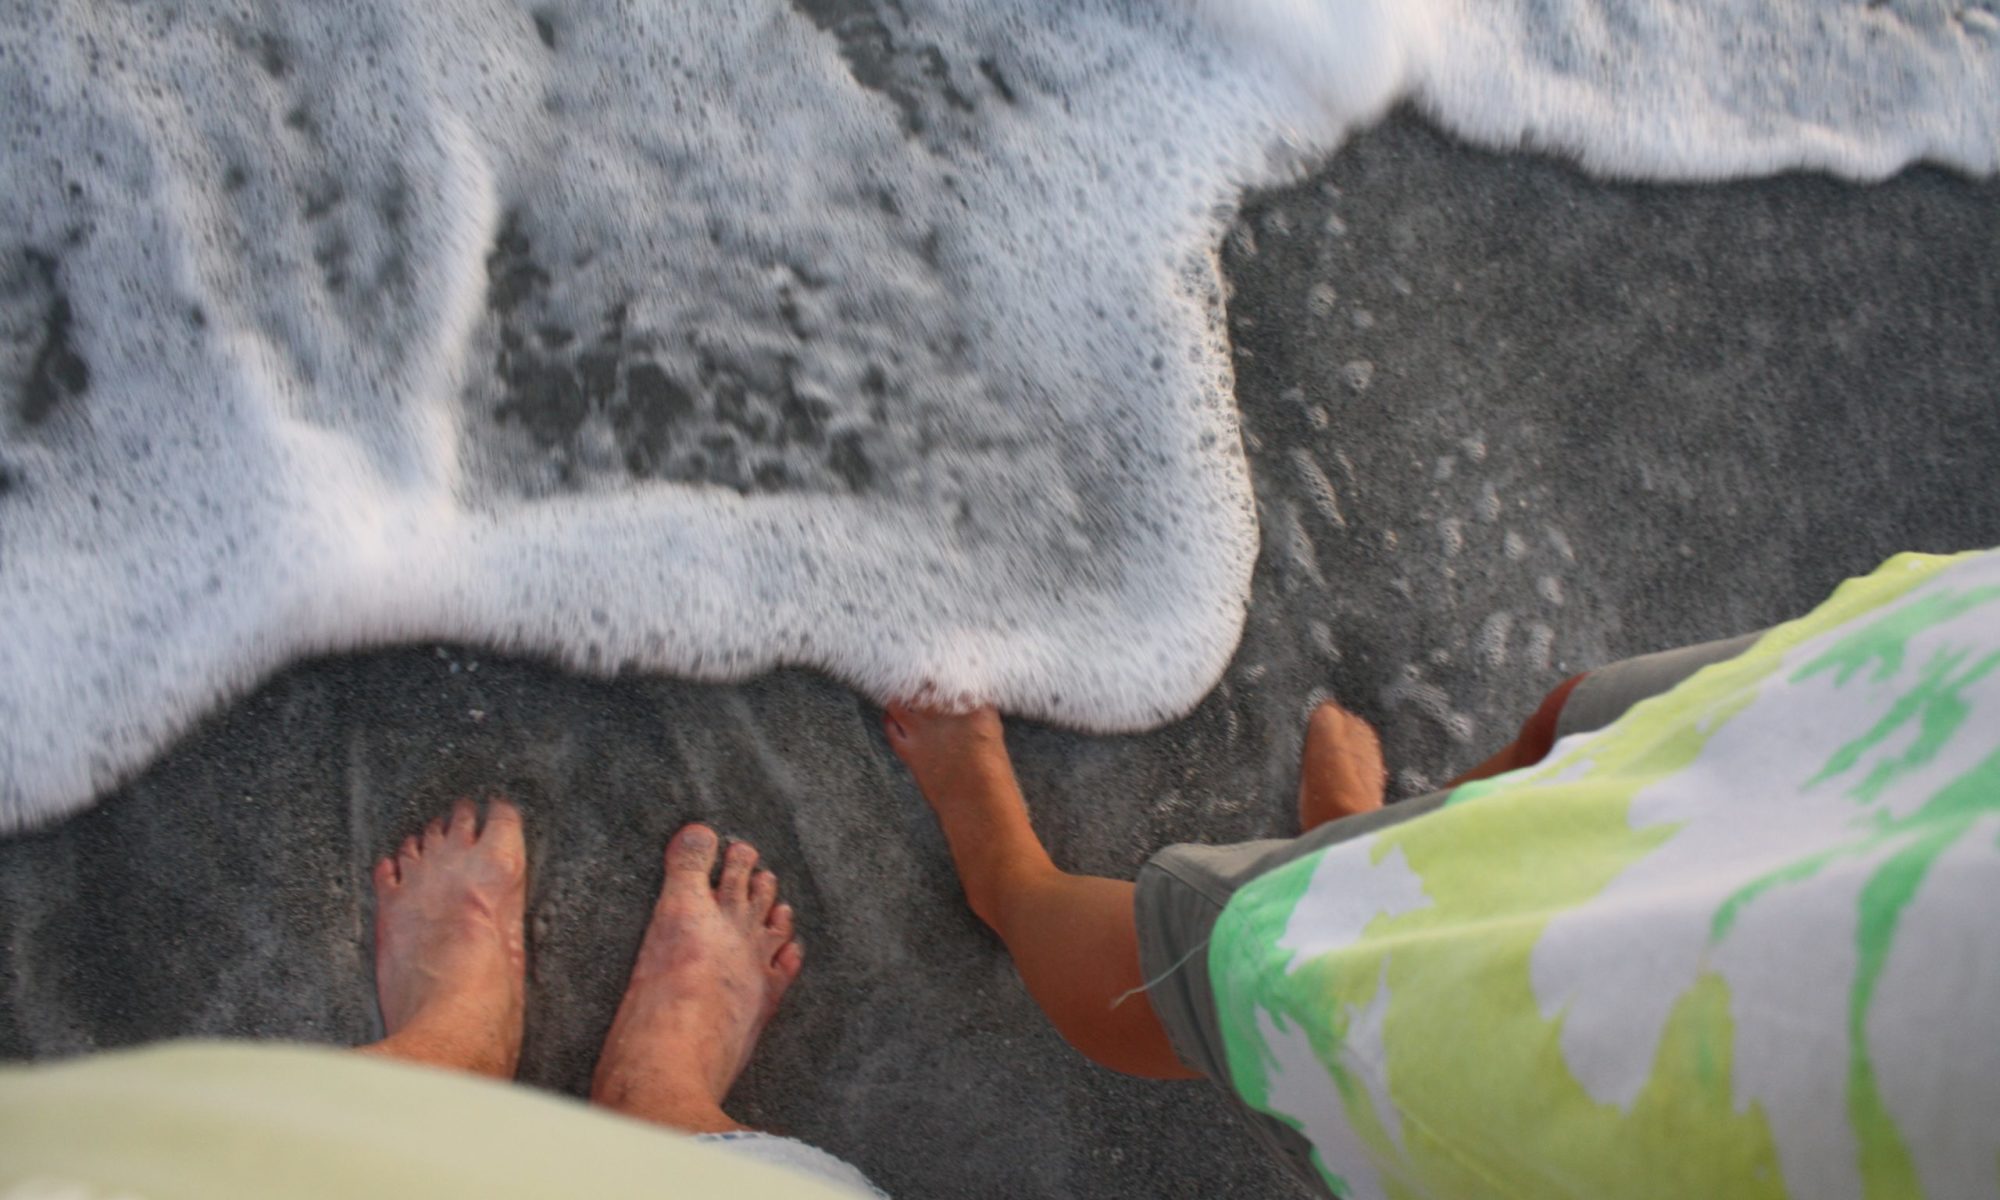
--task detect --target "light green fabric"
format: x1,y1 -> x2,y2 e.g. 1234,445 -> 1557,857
0,1041 -> 870,1200
1210,550 -> 2000,1199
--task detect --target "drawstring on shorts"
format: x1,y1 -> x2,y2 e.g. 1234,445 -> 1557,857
1108,935 -> 1211,1010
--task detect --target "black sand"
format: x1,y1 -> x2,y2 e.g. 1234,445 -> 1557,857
4,105 -> 1999,1197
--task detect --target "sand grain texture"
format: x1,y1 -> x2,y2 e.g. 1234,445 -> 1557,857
4,1 -> 2000,1193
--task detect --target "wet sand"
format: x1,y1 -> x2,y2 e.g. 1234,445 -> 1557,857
3,111 -> 1998,1197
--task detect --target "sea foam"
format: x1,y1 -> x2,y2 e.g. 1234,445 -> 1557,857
1,0 -> 1992,827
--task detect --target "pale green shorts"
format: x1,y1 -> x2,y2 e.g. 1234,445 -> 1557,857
1133,630 -> 1762,1192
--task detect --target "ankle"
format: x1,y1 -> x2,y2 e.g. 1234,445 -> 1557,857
965,856 -> 1065,937
360,1019 -> 517,1080
592,1073 -> 746,1134
934,797 -> 1056,916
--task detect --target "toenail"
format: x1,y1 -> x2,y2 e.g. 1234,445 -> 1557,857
728,842 -> 755,860
679,824 -> 716,851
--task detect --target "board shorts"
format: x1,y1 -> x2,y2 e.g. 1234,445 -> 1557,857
1132,631 -> 1762,1189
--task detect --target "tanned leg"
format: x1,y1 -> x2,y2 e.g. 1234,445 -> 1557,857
1446,671 -> 1588,787
359,797 -> 528,1080
884,705 -> 1196,1081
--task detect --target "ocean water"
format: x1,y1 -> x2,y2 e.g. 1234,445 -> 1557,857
0,0 -> 1993,828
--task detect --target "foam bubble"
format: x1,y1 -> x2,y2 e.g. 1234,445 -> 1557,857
2,0 -> 1994,825
1477,611 -> 1515,669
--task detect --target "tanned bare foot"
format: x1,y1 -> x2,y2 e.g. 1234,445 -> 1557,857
1299,701 -> 1388,832
359,797 -> 527,1080
883,703 -> 1058,930
590,825 -> 803,1134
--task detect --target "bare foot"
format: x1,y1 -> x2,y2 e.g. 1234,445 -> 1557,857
590,825 -> 803,1133
359,797 -> 527,1080
884,703 -> 1056,930
1299,701 -> 1388,831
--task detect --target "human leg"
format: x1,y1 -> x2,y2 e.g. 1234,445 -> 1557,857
883,698 -> 1393,1078
358,797 -> 528,1080
884,704 -> 1194,1080
956,859 -> 1197,1081
590,824 -> 804,1134
1447,630 -> 1767,788
1447,672 -> 1588,787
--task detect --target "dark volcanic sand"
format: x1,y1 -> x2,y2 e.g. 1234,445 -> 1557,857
4,109 -> 1998,1198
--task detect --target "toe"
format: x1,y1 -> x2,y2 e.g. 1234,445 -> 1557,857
719,841 -> 759,908
424,816 -> 448,849
482,797 -> 528,868
1311,700 -> 1380,751
768,902 -> 795,942
398,835 -> 422,868
484,796 -> 523,836
773,940 -> 804,988
372,856 -> 399,891
761,941 -> 804,1025
449,797 -> 479,842
884,703 -> 912,745
749,868 -> 779,917
663,824 -> 720,897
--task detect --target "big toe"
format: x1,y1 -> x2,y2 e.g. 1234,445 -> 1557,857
884,702 -> 1002,752
483,796 -> 524,837
1311,701 -> 1383,757
664,824 -> 720,896
1308,698 -> 1355,736
1312,700 -> 1376,736
1301,700 -> 1386,815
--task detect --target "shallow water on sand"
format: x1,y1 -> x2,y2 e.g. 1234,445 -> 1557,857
1,0 -> 1994,825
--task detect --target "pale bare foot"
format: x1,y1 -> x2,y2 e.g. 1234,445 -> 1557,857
1299,701 -> 1388,831
884,703 -> 1057,930
358,797 -> 527,1080
590,825 -> 804,1133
